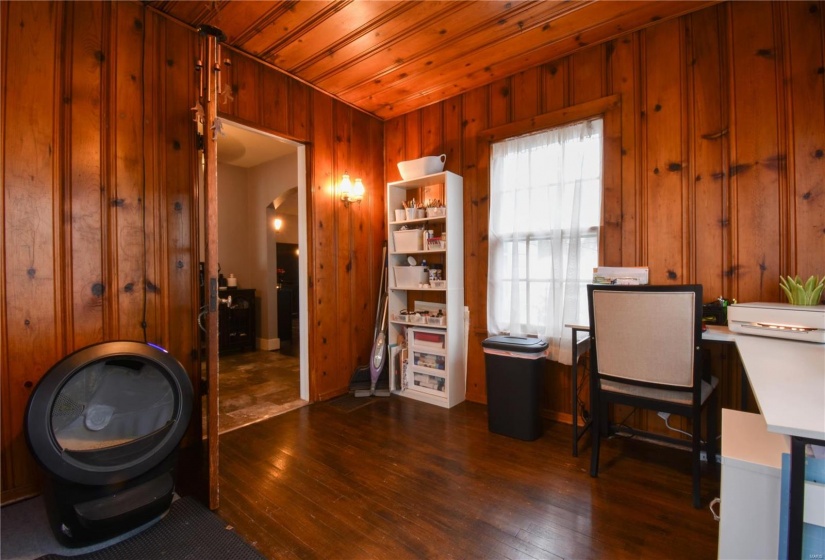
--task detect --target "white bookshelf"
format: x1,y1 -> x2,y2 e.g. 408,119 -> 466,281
386,171 -> 465,408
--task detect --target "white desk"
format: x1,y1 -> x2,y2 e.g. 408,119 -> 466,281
735,335 -> 825,441
735,334 -> 825,559
702,324 -> 737,343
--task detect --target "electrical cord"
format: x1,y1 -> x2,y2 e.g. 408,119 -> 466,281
663,416 -> 706,444
575,355 -> 591,422
609,407 -> 638,439
664,416 -> 693,438
709,497 -> 721,521
576,368 -> 590,422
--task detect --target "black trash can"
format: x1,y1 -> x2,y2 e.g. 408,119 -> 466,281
482,336 -> 548,441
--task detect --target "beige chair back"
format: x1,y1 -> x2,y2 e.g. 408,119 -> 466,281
592,290 -> 696,388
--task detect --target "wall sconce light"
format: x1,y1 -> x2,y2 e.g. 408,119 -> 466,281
273,217 -> 283,232
340,173 -> 365,207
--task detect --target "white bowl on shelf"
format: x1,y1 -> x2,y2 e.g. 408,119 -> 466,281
397,154 -> 446,180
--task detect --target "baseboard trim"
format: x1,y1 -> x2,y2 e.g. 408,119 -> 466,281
258,338 -> 280,351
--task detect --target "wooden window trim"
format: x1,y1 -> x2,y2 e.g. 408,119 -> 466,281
479,94 -> 621,143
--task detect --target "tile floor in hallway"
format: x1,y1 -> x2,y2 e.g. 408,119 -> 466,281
204,349 -> 305,435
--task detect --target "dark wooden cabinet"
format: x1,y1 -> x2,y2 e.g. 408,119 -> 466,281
219,288 -> 256,353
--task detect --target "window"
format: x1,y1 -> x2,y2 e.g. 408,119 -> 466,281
487,118 -> 603,364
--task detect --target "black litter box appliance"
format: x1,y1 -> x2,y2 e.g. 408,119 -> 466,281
25,341 -> 193,547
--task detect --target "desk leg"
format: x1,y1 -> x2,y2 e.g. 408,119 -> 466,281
740,364 -> 749,411
788,437 -> 806,560
572,333 -> 579,457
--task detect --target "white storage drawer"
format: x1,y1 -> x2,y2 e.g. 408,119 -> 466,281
409,368 -> 446,397
409,328 -> 446,350
412,350 -> 445,371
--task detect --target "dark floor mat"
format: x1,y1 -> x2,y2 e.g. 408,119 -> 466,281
35,497 -> 264,560
325,394 -> 382,412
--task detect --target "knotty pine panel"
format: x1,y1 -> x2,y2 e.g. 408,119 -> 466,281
687,7 -> 729,302
460,86 -> 490,404
569,44 -> 606,106
420,103 -> 443,160
350,113 -> 374,356
351,113 -> 385,376
513,67 -> 541,122
231,52 -> 261,125
65,1 -> 106,350
308,90 -> 340,400
269,1 -> 395,78
442,97 -> 463,176
385,117 -> 405,184
293,1 -> 437,85
602,94 -> 625,272
338,1 -> 542,108
111,2 -> 153,342
542,59 -> 569,114
610,35 -> 641,267
384,2 -> 824,431
404,111 -> 422,163
287,79 -> 310,141
784,2 -> 825,279
153,13 -> 201,400
260,65 -> 289,133
200,2 -> 278,49
234,2 -> 329,60
489,77 -> 512,129
728,2 -> 783,301
642,19 -> 689,285
333,103 -> 355,382
373,2 -> 717,119
366,115 -> 387,349
1,0 -> 63,503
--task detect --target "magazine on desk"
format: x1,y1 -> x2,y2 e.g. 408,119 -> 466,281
592,266 -> 649,285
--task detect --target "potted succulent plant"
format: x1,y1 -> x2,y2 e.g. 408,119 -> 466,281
779,275 -> 825,306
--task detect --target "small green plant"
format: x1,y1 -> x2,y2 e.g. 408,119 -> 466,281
779,275 -> 825,306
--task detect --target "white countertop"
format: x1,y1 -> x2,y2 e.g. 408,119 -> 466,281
702,325 -> 736,342
735,334 -> 825,442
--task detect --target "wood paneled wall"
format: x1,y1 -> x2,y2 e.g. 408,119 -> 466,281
384,2 -> 825,428
1,1 -> 384,503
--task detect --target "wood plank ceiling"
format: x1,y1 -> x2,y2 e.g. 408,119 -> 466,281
147,0 -> 718,120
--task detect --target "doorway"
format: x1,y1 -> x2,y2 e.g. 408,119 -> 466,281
207,120 -> 309,434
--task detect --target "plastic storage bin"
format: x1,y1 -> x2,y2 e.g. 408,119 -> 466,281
392,266 -> 428,288
482,336 -> 548,441
393,229 -> 423,252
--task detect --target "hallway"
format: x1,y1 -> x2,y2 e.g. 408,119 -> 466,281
204,350 -> 305,435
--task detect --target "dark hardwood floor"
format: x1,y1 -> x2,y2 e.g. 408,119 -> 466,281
215,397 -> 720,559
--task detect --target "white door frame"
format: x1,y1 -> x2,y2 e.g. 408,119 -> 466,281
220,119 -> 309,401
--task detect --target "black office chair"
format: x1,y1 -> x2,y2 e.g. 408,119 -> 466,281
587,284 -> 718,508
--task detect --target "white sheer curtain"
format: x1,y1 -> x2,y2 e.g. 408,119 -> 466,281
487,118 -> 603,365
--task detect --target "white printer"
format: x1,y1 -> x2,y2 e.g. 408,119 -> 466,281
727,302 -> 825,343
